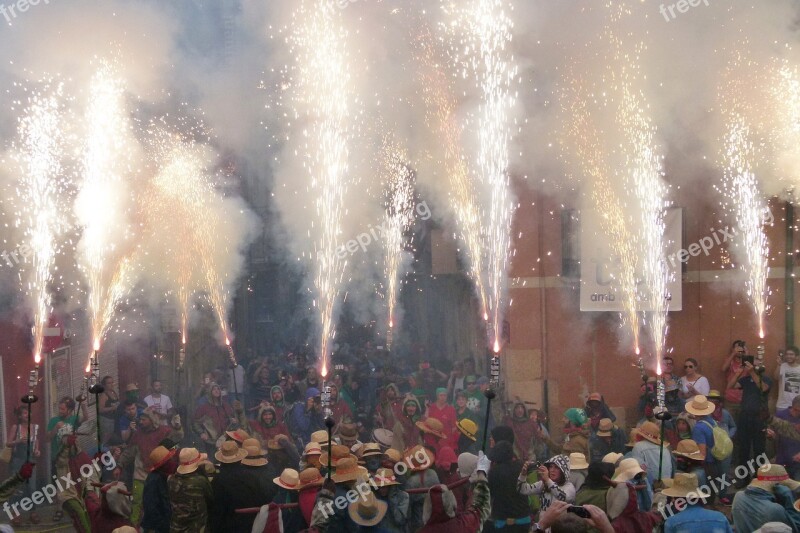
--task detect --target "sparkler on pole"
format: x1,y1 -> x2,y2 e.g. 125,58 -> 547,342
21,369 -> 39,465
87,348 -> 105,453
320,368 -> 333,479
481,349 -> 501,452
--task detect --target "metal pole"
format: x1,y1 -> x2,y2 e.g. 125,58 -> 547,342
786,201 -> 794,347
22,369 -> 38,463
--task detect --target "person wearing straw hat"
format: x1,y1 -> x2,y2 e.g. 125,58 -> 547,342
403,445 -> 439,532
141,444 -> 178,533
325,457 -> 370,530
732,463 -> 800,533
589,418 -> 626,464
630,420 -> 673,486
661,472 -> 730,533
372,468 -> 409,533
301,441 -> 324,472
346,492 -> 389,531
168,448 -> 213,533
417,417 -> 448,455
672,439 -> 708,490
267,433 -> 301,474
686,394 -> 727,503
297,467 -> 325,525
454,417 -> 480,455
272,468 -> 307,532
568,452 -> 590,491
361,442 -> 384,473
615,456 -> 654,513
209,440 -> 249,533
338,422 -> 362,450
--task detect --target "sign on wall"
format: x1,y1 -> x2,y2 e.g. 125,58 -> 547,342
580,207 -> 683,312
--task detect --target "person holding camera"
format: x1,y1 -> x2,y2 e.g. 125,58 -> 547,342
518,455 -> 576,514
727,358 -> 772,486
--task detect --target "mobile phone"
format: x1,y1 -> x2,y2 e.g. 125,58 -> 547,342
567,506 -> 591,519
742,355 -> 755,366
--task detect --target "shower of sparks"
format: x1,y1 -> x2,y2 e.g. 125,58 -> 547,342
438,0 -> 519,346
380,140 -> 415,332
614,27 -> 671,365
13,83 -> 67,365
75,63 -> 139,364
562,74 -> 641,354
413,25 -> 489,322
721,115 -> 770,338
292,0 -> 353,376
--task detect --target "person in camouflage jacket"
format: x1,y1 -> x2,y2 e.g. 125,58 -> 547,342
168,448 -> 213,533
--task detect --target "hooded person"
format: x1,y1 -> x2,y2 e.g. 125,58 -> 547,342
502,400 -> 540,461
192,383 -> 235,454
328,383 -> 353,426
417,452 -> 492,533
390,395 -> 423,451
584,392 -> 616,433
561,408 -> 590,457
250,404 -> 290,444
518,454 -> 576,514
488,440 -> 533,532
115,408 -> 183,525
374,383 -> 403,429
270,385 -> 287,419
287,387 -> 325,445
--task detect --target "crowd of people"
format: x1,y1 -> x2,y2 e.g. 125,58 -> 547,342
1,340 -> 800,531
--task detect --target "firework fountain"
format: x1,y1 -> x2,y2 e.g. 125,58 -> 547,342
291,0 -> 354,376
13,83 -> 67,369
380,140 -> 415,347
75,63 -> 140,368
445,0 -> 518,351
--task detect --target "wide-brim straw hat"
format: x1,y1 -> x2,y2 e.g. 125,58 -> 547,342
602,452 -> 623,465
125,383 -> 139,392
372,428 -> 394,449
637,421 -> 668,446
373,468 -> 401,486
338,423 -> 359,441
273,468 -> 301,491
299,467 -> 325,490
311,430 -> 330,446
596,418 -> 614,437
673,439 -> 703,461
383,448 -> 402,464
404,445 -> 433,472
360,443 -> 383,458
215,441 -> 247,464
685,395 -> 715,417
331,457 -> 368,483
320,444 -> 356,467
662,472 -> 711,498
304,442 -> 323,457
241,445 -> 269,467
569,452 -> 589,470
347,492 -> 387,527
149,446 -> 177,472
415,417 -> 447,439
267,435 -> 288,451
225,428 -> 250,444
750,463 -> 800,491
177,448 -> 208,474
613,458 -> 644,482
456,418 -> 478,441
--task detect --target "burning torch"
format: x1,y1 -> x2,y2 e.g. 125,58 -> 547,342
87,348 -> 105,454
653,357 -> 672,488
321,372 -> 334,479
21,368 -> 38,464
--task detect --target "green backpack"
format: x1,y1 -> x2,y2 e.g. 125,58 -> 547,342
701,420 -> 733,460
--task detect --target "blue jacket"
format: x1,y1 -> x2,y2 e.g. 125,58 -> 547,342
664,503 -> 732,533
732,486 -> 792,532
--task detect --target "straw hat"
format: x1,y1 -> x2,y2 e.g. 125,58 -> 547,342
149,446 -> 177,472
112,527 -> 139,533
568,452 -> 589,471
303,442 -> 323,457
298,467 -> 325,490
338,423 -> 359,441
372,428 -> 394,449
242,438 -> 261,450
404,445 -> 433,472
750,463 -> 800,491
176,448 -> 207,474
707,389 -> 723,401
383,448 -> 402,465
311,430 -> 330,446
267,435 -> 288,451
596,418 -> 614,437
673,439 -> 703,461
636,421 -> 668,446
685,395 -> 715,417
602,452 -> 623,465
125,383 -> 139,392
241,445 -> 268,467
215,440 -> 247,464
662,472 -> 710,498
225,428 -> 250,444
456,418 -> 478,441
373,468 -> 401,487
613,458 -> 644,482
331,457 -> 368,483
347,492 -> 387,527
273,468 -> 301,490
586,392 -> 602,404
320,444 -> 355,467
360,443 -> 383,458
416,417 -> 447,439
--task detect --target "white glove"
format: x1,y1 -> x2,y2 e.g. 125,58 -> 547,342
476,450 -> 491,475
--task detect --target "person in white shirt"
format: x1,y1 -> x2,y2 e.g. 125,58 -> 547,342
143,380 -> 174,424
775,346 -> 800,410
678,358 -> 710,404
